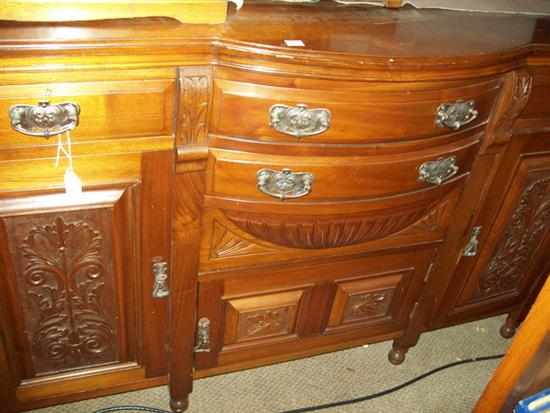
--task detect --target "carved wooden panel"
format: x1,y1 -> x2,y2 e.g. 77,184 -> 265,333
0,189 -> 139,378
7,211 -> 118,375
199,187 -> 459,274
327,272 -> 406,330
224,289 -> 304,346
477,173 -> 550,298
223,199 -> 447,249
175,67 -> 212,147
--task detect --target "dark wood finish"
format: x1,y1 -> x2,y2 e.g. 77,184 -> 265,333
1,4 -> 550,413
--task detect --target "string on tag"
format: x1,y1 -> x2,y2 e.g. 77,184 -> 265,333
54,131 -> 82,196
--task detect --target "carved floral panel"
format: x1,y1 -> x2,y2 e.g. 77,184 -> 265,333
225,290 -> 303,345
343,288 -> 395,323
7,210 -> 119,375
478,173 -> 550,298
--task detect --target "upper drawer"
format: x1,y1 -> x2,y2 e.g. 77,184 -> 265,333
0,80 -> 175,149
210,78 -> 501,144
207,136 -> 479,202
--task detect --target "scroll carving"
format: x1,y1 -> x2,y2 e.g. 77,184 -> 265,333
176,67 -> 211,146
478,176 -> 550,297
18,216 -> 117,373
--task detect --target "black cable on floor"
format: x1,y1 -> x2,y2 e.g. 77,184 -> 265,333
94,407 -> 172,413
279,354 -> 505,413
92,353 -> 505,413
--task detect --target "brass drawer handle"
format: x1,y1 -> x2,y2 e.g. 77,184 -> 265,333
418,156 -> 459,185
436,100 -> 478,130
270,104 -> 331,137
9,100 -> 80,138
257,168 -> 314,200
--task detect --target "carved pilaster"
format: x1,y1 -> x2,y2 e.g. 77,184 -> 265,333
481,69 -> 532,153
175,67 -> 212,149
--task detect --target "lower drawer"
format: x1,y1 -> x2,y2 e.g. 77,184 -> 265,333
194,246 -> 436,371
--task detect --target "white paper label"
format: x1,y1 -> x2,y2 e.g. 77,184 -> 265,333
64,168 -> 82,196
284,40 -> 305,47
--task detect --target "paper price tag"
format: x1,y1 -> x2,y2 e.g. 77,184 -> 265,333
64,168 -> 82,196
284,40 -> 305,47
55,131 -> 83,196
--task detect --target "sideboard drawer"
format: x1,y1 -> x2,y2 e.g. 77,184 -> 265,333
211,78 -> 500,144
0,79 -> 175,149
207,137 -> 479,202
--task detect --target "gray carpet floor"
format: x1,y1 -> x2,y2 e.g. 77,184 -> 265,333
30,316 -> 510,413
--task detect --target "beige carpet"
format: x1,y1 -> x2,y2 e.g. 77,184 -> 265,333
29,316 -> 510,413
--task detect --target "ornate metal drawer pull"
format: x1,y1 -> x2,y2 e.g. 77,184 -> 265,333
152,259 -> 169,298
269,104 -> 331,138
436,100 -> 478,130
463,226 -> 482,257
257,168 -> 314,200
194,318 -> 211,353
418,156 -> 459,185
9,100 -> 80,138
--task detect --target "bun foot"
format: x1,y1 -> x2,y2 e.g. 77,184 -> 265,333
499,321 -> 516,339
170,397 -> 190,413
388,347 -> 407,365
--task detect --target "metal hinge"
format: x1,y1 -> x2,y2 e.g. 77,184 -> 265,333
463,226 -> 482,257
152,258 -> 169,298
194,317 -> 211,353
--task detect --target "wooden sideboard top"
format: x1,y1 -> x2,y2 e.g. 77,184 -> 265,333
0,3 -> 549,79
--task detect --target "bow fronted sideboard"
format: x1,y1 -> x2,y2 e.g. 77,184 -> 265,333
0,4 -> 549,412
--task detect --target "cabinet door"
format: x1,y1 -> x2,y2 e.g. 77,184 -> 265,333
444,153 -> 550,323
194,247 -> 435,373
0,152 -> 173,410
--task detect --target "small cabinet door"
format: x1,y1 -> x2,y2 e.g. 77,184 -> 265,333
194,247 -> 436,372
0,152 -> 173,410
442,152 -> 550,323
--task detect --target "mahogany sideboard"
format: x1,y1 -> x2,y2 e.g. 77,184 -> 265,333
1,4 -> 550,412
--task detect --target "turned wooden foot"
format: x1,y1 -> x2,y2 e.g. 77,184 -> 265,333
170,397 -> 190,413
499,316 -> 517,339
388,345 -> 407,365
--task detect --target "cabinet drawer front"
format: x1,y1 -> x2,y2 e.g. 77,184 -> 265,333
207,139 -> 478,202
211,78 -> 500,144
194,247 -> 435,370
0,79 -> 175,148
